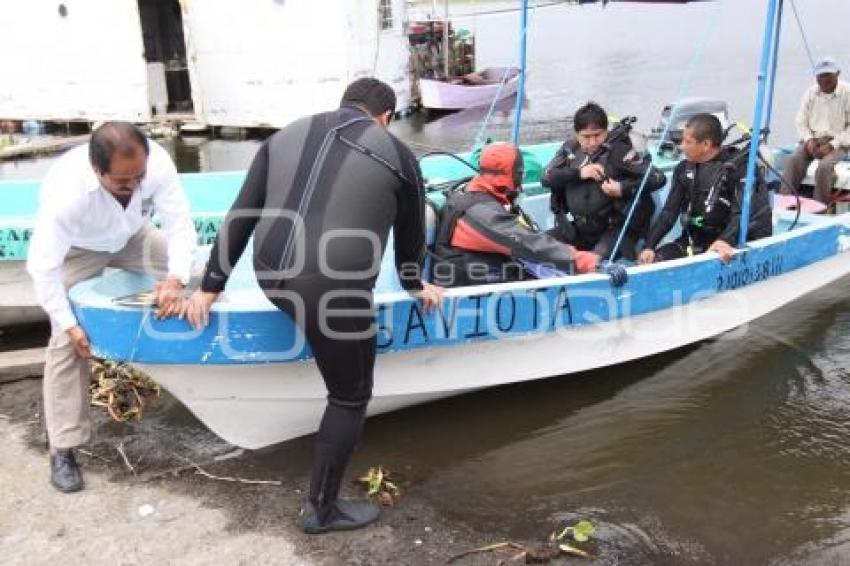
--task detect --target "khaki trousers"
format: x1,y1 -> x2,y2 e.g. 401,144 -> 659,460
43,224 -> 168,449
782,144 -> 848,203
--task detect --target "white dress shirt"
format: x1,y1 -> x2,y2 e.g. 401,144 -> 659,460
795,80 -> 850,148
27,140 -> 197,331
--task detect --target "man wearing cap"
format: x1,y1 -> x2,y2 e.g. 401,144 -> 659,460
783,57 -> 850,203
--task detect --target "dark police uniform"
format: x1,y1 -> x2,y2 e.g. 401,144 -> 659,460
542,135 -> 667,260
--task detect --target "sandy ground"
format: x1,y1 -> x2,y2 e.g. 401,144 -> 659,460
0,377 -> 538,566
0,420 -> 307,566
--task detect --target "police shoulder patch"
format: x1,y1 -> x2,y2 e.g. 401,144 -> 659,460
623,148 -> 641,164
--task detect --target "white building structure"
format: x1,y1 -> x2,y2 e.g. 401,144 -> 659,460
0,0 -> 411,127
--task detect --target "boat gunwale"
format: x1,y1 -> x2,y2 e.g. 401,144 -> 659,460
68,210 -> 850,367
69,210 -> 849,314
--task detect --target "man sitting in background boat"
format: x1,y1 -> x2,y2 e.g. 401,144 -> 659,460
542,102 -> 667,261
638,113 -> 772,264
432,142 -> 610,287
782,57 -> 850,204
27,122 -> 196,493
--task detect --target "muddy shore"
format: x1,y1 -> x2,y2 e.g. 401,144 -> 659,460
0,376 -> 624,565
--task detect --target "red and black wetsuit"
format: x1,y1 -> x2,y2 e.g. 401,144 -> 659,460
432,143 -> 598,287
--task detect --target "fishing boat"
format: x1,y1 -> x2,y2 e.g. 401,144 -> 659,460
0,136 -> 587,328
418,67 -> 521,110
69,191 -> 850,449
0,171 -> 243,327
25,0 -> 850,450
4,104 -> 846,329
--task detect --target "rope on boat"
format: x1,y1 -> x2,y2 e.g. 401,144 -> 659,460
471,69 -> 520,152
89,359 -> 161,422
470,1 -> 540,152
789,0 -> 816,70
607,0 -> 727,262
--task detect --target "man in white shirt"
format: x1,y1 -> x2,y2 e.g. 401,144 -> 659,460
783,57 -> 850,203
27,122 -> 196,493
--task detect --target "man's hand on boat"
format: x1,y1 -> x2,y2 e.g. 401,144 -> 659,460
182,290 -> 220,329
180,282 -> 443,329
639,241 -> 735,264
412,282 -> 444,313
638,248 -> 656,265
154,276 -> 186,319
67,325 -> 93,359
708,239 -> 735,263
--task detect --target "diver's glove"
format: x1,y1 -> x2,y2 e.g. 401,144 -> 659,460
598,260 -> 628,287
573,251 -> 601,274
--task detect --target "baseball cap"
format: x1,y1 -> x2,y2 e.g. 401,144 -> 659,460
813,57 -> 840,76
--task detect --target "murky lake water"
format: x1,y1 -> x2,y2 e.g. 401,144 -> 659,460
3,0 -> 850,561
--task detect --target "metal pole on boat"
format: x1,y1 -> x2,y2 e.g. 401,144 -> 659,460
510,0 -> 529,144
443,0 -> 450,79
763,0 -> 785,139
738,0 -> 782,247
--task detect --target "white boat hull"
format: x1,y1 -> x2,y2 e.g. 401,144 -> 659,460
139,246 -> 850,449
0,260 -> 43,327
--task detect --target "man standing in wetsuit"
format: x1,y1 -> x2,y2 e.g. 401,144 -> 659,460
183,78 -> 443,534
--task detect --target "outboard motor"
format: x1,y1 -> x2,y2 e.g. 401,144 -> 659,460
651,97 -> 733,155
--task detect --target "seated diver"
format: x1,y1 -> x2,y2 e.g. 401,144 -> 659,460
431,142 -> 621,287
638,113 -> 773,264
542,102 -> 667,261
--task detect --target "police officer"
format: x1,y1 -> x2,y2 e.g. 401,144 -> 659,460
183,78 -> 443,534
432,142 -> 603,287
639,113 -> 773,264
542,102 -> 667,261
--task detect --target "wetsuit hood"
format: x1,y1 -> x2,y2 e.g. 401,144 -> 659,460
467,142 -> 524,205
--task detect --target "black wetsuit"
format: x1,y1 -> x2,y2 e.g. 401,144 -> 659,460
199,104 -> 425,521
645,148 -> 773,261
542,137 -> 667,260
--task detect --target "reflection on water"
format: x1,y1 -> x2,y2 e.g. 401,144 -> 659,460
348,281 -> 850,563
246,281 -> 850,563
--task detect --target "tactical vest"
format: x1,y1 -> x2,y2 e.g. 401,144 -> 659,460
431,190 -> 526,288
558,139 -> 631,237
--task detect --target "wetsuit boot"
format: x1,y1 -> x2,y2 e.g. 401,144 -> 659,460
299,403 -> 381,534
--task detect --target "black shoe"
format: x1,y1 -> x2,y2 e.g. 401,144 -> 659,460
50,448 -> 84,493
299,500 -> 381,534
